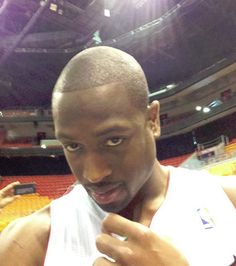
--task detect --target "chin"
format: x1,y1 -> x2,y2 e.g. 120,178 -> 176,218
94,198 -> 130,213
98,202 -> 124,213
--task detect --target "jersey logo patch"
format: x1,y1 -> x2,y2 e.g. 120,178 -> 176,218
197,208 -> 215,229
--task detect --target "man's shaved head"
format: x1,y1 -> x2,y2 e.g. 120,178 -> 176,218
53,46 -> 149,111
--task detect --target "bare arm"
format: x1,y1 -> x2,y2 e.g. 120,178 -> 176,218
0,205 -> 50,266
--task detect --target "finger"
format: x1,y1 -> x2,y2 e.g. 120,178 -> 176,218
1,181 -> 20,195
9,194 -> 21,202
9,181 -> 21,188
96,233 -> 131,261
93,256 -> 121,266
102,213 -> 149,241
0,194 -> 20,208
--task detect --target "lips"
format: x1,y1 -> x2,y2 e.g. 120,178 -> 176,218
88,183 -> 123,205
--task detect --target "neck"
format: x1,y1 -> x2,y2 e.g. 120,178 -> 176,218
119,161 -> 169,226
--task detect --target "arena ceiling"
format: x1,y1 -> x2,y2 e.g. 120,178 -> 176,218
0,0 -> 235,109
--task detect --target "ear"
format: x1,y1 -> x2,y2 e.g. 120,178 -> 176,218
147,100 -> 161,139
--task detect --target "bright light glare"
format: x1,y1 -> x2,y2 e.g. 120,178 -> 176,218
208,99 -> 222,108
49,3 -> 57,12
149,88 -> 167,97
195,106 -> 202,111
166,83 -> 177,89
104,9 -> 111,17
203,107 -> 211,113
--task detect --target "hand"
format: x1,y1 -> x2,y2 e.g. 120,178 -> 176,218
0,181 -> 21,209
94,213 -> 189,266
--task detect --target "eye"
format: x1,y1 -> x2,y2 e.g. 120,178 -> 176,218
64,143 -> 82,152
105,137 -> 124,147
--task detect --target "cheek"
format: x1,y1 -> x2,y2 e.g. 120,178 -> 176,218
145,135 -> 157,162
64,152 -> 80,179
123,133 -> 155,178
141,127 -> 156,153
143,127 -> 157,157
134,132 -> 156,176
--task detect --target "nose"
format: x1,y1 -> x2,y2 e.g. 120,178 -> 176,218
82,152 -> 112,183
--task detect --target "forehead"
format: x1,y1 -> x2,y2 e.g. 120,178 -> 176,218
53,83 -> 145,136
54,83 -> 132,116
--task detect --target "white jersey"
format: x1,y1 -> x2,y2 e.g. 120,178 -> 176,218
44,167 -> 236,266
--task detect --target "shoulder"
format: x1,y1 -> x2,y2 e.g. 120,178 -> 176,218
220,175 -> 236,208
168,166 -> 207,184
172,166 -> 236,208
0,204 -> 51,266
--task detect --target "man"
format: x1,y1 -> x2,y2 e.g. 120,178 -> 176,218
0,46 -> 235,266
0,181 -> 20,210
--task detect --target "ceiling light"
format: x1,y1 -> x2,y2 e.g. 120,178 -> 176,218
166,83 -> 177,89
208,99 -> 222,108
195,106 -> 202,111
203,107 -> 211,113
92,31 -> 102,44
40,0 -> 47,7
149,88 -> 167,97
104,8 -> 110,17
132,0 -> 147,9
49,3 -> 57,12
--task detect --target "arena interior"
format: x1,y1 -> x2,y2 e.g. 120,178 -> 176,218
0,0 -> 236,232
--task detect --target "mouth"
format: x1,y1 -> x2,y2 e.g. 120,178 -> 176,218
87,183 -> 124,205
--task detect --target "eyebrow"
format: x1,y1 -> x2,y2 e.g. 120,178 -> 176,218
56,127 -> 131,142
55,132 -> 72,141
94,126 -> 132,137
